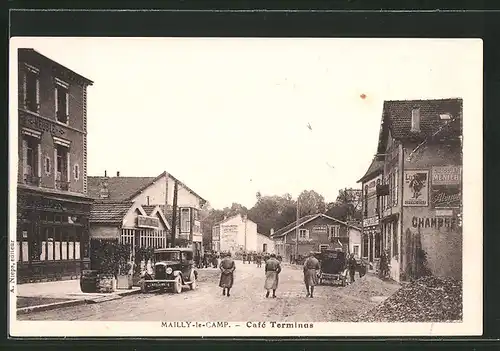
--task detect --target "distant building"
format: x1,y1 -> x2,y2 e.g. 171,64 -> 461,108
358,98 -> 463,282
87,171 -> 207,257
16,49 -> 94,283
211,214 -> 264,254
257,232 -> 275,254
271,213 -> 362,261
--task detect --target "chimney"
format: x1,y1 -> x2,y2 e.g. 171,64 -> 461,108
116,171 -> 120,177
270,228 -> 274,236
411,107 -> 421,133
104,170 -> 107,177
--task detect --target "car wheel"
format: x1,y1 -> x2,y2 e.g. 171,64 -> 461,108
189,272 -> 197,290
174,276 -> 182,294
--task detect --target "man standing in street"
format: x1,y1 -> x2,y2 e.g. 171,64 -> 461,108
303,251 -> 320,298
256,252 -> 262,268
347,253 -> 357,284
219,252 -> 236,297
264,253 -> 281,298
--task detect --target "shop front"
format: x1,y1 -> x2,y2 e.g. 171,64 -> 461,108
16,187 -> 93,283
362,215 -> 381,268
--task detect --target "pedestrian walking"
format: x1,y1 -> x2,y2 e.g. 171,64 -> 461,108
303,251 -> 320,298
264,253 -> 281,298
347,253 -> 357,283
256,253 -> 262,268
219,252 -> 236,297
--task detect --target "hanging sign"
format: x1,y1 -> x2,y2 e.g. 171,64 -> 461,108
403,170 -> 429,207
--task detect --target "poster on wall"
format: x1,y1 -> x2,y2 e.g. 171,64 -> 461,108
403,170 -> 429,207
431,166 -> 462,208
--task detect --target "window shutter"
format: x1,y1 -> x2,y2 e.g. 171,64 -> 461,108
66,152 -> 70,183
37,144 -> 41,177
22,139 -> 28,177
54,148 -> 58,184
36,77 -> 40,106
65,91 -> 69,121
22,72 -> 27,107
54,87 -> 58,115
306,229 -> 310,240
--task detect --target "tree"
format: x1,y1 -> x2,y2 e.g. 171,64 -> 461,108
297,190 -> 326,216
325,188 -> 362,221
247,193 -> 296,235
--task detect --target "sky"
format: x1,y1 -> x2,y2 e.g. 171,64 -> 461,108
10,38 -> 482,209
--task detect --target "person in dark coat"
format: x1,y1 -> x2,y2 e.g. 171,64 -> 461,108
264,253 -> 281,298
303,251 -> 320,298
347,253 -> 357,283
219,252 -> 236,297
256,253 -> 262,268
379,250 -> 389,279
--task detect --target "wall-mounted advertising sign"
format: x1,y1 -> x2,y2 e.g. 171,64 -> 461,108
403,170 -> 429,207
137,215 -> 159,229
311,225 -> 328,234
363,217 -> 379,227
431,166 -> 462,208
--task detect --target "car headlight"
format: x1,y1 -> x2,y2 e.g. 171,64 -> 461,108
166,267 -> 173,274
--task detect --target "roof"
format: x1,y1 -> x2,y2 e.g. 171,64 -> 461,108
18,48 -> 93,85
90,201 -> 132,224
271,213 -> 361,239
87,171 -> 206,204
141,205 -> 157,216
213,214 -> 254,227
377,98 -> 462,153
357,157 -> 384,183
155,247 -> 193,253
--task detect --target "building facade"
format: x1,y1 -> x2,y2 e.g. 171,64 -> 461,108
271,214 -> 362,262
360,98 -> 463,282
16,49 -> 94,282
257,232 -> 275,254
357,157 -> 384,268
211,214 -> 259,254
87,171 -> 206,257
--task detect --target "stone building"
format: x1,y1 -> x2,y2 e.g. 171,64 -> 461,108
16,49 -> 94,282
359,98 -> 463,281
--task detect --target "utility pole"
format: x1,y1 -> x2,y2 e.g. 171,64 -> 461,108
165,171 -> 169,247
171,180 -> 178,247
295,196 -> 299,257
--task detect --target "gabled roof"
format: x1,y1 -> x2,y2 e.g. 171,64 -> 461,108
357,156 -> 384,183
141,205 -> 157,216
87,171 -> 207,204
213,214 -> 253,227
377,98 -> 462,153
271,213 -> 361,239
90,201 -> 132,224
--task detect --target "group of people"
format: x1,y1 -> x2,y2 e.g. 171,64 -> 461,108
217,251 -> 323,298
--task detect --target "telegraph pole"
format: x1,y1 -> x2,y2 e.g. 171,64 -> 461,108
295,196 -> 299,257
165,171 -> 169,247
171,180 -> 178,247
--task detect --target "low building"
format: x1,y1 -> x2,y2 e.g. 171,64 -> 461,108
271,213 -> 362,261
211,214 -> 259,254
257,232 -> 275,254
361,98 -> 463,282
88,171 -> 206,258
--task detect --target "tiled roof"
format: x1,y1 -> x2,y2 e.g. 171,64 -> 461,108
357,157 -> 384,183
87,176 -> 158,201
379,98 -> 462,151
141,205 -> 157,216
271,214 -> 317,238
90,201 -> 132,224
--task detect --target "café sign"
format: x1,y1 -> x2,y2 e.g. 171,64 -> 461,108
137,215 -> 159,229
312,225 -> 328,234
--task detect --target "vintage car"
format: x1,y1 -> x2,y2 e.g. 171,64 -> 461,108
317,249 -> 349,286
140,248 -> 198,294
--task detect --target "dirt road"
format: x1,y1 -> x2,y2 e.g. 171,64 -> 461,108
18,261 -> 399,321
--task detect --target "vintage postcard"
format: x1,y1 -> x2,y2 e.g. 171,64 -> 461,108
8,37 -> 482,337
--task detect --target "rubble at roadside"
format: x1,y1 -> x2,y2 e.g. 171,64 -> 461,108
356,276 -> 463,322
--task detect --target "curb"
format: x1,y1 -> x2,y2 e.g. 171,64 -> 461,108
17,289 -> 141,315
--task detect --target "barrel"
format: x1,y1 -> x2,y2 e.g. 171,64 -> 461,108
80,270 -> 98,293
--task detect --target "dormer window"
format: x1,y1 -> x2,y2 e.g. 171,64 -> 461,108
411,108 -> 420,133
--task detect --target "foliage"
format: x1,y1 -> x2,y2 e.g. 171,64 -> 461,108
116,243 -> 132,275
92,239 -> 119,276
325,188 -> 362,221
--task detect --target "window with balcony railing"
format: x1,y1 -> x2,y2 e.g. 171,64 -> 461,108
55,145 -> 70,191
22,136 -> 40,186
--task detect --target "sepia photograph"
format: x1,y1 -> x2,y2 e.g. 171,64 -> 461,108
8,37 -> 482,337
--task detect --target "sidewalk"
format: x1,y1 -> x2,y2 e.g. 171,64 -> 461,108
16,279 -> 140,315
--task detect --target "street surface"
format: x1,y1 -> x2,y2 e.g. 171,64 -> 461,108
18,262 -> 399,321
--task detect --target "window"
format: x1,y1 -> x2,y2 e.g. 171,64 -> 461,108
319,244 -> 329,251
394,168 -> 399,205
55,80 -> 69,124
298,229 -> 308,240
24,67 -> 39,113
353,245 -> 360,258
44,156 -> 51,175
55,145 -> 69,190
363,185 -> 368,217
180,208 -> 191,232
74,164 -> 80,180
328,225 -> 340,239
263,243 -> 267,252
22,136 -> 40,185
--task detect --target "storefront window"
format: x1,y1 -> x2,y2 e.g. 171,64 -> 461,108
17,224 -> 30,263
